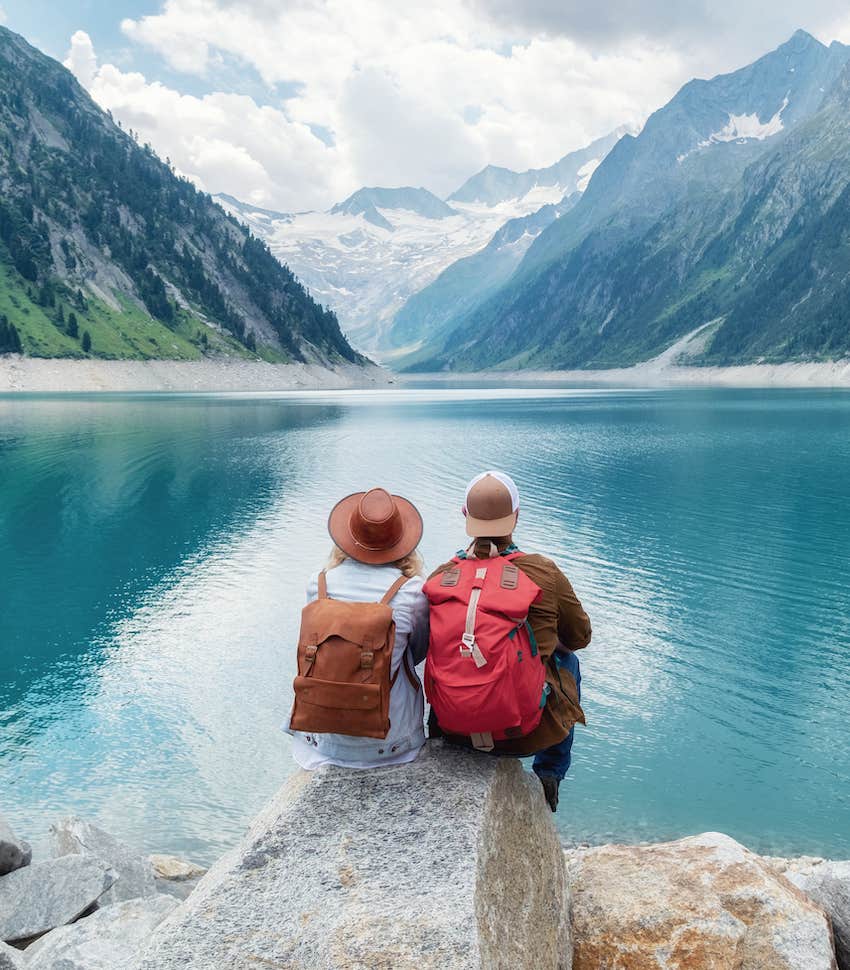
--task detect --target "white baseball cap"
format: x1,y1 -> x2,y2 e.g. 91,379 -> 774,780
463,471 -> 520,538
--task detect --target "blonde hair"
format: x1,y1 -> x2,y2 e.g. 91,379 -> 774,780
326,544 -> 424,578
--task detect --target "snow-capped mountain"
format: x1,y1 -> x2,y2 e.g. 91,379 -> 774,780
448,129 -> 626,206
215,131 -> 623,352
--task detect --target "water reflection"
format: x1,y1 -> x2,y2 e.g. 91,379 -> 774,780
1,388 -> 849,862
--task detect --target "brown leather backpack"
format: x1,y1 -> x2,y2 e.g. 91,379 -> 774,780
289,571 -> 420,739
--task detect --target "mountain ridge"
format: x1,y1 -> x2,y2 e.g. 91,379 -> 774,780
405,29 -> 850,371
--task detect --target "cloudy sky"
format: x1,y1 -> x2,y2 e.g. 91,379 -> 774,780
3,0 -> 850,211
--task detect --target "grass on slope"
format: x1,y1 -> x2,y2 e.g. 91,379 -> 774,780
0,262 -> 273,361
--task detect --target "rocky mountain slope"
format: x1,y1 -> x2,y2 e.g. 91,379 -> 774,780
408,30 -> 850,371
388,192 -> 579,358
219,132 -> 621,353
447,129 -> 624,206
0,26 -> 362,365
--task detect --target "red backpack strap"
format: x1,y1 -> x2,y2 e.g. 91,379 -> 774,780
380,574 -> 409,605
317,570 -> 329,599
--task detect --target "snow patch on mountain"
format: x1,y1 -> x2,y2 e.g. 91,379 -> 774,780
576,158 -> 601,192
678,97 -> 790,163
703,95 -> 789,144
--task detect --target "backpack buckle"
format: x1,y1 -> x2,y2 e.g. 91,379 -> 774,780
460,634 -> 487,668
304,644 -> 318,664
360,650 -> 374,669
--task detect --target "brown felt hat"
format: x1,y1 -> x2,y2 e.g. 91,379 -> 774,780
328,488 -> 423,565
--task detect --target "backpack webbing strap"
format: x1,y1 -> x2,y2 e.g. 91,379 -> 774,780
380,575 -> 409,604
317,570 -> 329,599
461,567 -> 488,668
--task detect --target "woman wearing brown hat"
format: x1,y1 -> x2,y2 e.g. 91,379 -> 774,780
284,488 -> 429,769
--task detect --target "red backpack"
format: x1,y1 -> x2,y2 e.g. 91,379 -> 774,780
423,551 -> 545,750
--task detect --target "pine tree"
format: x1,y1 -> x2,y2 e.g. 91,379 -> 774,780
81,330 -> 92,353
67,311 -> 79,338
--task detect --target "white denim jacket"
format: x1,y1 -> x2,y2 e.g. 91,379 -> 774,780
283,558 -> 429,769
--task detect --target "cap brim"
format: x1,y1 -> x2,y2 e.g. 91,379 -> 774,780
328,492 -> 423,565
465,512 -> 517,538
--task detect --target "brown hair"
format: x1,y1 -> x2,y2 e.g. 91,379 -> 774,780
325,544 -> 424,578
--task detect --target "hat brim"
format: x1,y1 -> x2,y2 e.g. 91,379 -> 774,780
465,511 -> 518,539
328,492 -> 423,565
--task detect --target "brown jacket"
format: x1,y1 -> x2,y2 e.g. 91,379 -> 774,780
428,539 -> 590,755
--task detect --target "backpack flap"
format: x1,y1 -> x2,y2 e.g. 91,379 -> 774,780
299,599 -> 394,651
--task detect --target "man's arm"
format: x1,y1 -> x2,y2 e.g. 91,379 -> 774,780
555,568 -> 591,650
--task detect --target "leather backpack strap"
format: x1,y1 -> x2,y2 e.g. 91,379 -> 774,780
401,650 -> 420,691
379,574 -> 409,604
390,650 -> 421,692
317,570 -> 329,599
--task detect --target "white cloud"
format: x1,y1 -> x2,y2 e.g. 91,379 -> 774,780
63,29 -> 98,88
0,7 -> 6,26
62,0 -> 850,212
63,31 -> 349,211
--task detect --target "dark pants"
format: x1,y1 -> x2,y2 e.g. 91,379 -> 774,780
532,649 -> 581,782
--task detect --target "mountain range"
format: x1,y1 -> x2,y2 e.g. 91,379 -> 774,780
0,26 -> 361,365
217,133 -> 621,351
4,24 -> 849,375
404,29 -> 850,371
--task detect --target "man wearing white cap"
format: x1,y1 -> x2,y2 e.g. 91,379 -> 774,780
428,470 -> 591,811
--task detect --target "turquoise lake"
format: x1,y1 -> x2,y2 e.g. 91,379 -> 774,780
1,387 -> 849,864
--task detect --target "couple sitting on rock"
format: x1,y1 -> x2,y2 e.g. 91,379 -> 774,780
283,471 -> 590,811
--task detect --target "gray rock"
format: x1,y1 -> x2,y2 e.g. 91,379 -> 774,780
51,816 -> 156,906
0,817 -> 29,877
153,876 -> 202,901
768,857 -> 850,969
139,741 -> 570,970
0,855 -> 115,942
148,854 -> 206,882
0,941 -> 25,970
26,895 -> 178,970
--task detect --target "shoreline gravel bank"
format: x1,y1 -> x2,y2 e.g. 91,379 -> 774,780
0,357 -> 390,393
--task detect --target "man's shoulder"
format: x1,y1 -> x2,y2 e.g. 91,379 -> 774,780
514,551 -> 558,570
513,551 -> 564,585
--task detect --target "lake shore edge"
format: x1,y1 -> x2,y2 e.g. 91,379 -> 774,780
401,357 -> 850,388
0,356 -> 390,393
4,353 -> 850,393
6,752 -> 846,969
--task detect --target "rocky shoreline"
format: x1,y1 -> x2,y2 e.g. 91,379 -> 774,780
0,814 -> 206,969
3,750 -> 849,968
0,356 -> 390,393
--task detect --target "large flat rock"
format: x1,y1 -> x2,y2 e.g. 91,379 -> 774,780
52,816 -> 157,906
565,832 -> 837,970
0,855 -> 115,942
26,895 -> 178,970
139,741 -> 570,970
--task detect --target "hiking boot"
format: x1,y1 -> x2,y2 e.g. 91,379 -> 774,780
539,775 -> 560,812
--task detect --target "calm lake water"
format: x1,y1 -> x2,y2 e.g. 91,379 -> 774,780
1,386 -> 849,864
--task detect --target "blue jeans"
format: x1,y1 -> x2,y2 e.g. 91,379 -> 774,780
532,649 -> 581,782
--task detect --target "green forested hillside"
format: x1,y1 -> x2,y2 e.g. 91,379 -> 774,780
0,26 -> 362,364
